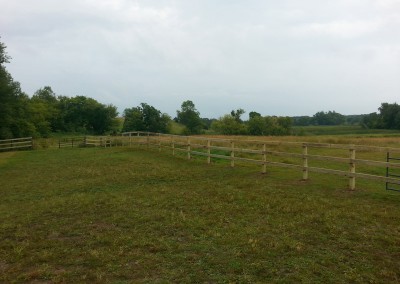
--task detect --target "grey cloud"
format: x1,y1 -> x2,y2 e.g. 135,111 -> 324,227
1,0 -> 399,117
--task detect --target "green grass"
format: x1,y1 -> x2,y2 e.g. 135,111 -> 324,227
292,125 -> 400,136
1,146 -> 400,283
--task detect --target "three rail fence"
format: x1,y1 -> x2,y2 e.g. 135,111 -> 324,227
0,137 -> 33,152
2,132 -> 400,191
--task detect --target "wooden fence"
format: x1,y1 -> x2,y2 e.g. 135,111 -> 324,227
0,137 -> 33,151
3,133 -> 400,191
57,137 -> 85,148
117,131 -> 400,190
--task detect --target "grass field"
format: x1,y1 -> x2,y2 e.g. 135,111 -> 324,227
292,125 -> 400,136
1,144 -> 400,283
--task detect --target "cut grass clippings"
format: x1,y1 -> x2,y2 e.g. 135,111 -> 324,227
1,147 -> 400,283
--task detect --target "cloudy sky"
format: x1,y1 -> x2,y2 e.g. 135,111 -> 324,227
1,0 -> 400,118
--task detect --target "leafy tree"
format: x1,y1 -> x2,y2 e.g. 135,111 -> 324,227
249,111 -> 261,120
230,108 -> 245,122
362,103 -> 400,130
30,86 -> 61,136
361,112 -> 381,129
201,118 -> 216,130
313,111 -> 345,125
247,115 -> 265,135
122,103 -> 170,133
211,114 -> 248,135
248,116 -> 292,136
176,100 -> 203,134
62,96 -> 118,134
379,103 -> 400,129
0,40 -> 36,138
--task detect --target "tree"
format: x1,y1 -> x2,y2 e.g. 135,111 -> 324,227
230,108 -> 245,122
211,114 -> 248,135
122,103 -> 170,133
247,116 -> 292,136
61,96 -> 118,134
249,111 -> 261,120
247,115 -> 265,135
379,103 -> 400,129
313,111 -> 345,125
176,100 -> 203,134
30,86 -> 62,136
0,39 -> 36,138
362,103 -> 400,130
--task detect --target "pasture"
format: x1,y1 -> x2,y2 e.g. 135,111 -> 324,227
1,138 -> 400,282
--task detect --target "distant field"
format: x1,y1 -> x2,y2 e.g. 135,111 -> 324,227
292,125 -> 400,136
1,142 -> 400,282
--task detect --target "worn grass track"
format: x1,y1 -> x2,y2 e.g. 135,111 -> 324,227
1,147 -> 400,283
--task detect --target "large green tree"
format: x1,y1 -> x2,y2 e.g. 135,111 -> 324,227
62,96 -> 118,134
176,100 -> 203,134
362,103 -> 400,130
122,103 -> 170,133
0,40 -> 36,139
312,111 -> 345,125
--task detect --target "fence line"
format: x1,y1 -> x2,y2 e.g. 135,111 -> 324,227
119,131 -> 400,190
57,137 -> 85,148
0,137 -> 33,151
3,133 -> 400,191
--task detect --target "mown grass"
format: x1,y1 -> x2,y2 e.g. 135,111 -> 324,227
1,146 -> 400,283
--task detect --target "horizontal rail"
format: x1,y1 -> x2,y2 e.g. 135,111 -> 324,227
52,133 -> 400,191
0,144 -> 33,150
0,137 -> 32,152
0,137 -> 32,143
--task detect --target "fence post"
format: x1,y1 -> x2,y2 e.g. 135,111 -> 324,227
158,133 -> 161,152
129,133 -> 132,147
147,132 -> 150,149
349,148 -> 356,190
230,141 -> 235,168
172,136 -> 175,156
207,139 -> 211,164
302,144 -> 308,180
187,137 -> 191,160
262,143 -> 267,174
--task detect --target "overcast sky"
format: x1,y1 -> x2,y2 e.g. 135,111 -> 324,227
1,0 -> 400,118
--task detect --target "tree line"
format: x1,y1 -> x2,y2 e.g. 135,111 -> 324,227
1,39 -> 399,139
362,103 -> 400,130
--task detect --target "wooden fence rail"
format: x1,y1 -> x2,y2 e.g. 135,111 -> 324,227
0,137 -> 33,151
3,132 -> 394,191
119,131 -> 400,190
